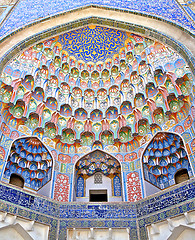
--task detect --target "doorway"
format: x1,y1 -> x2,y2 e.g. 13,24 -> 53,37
89,190 -> 108,202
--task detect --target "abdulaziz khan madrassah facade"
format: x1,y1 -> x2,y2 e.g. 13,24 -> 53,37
0,0 -> 195,239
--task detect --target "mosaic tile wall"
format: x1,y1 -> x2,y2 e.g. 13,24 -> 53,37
0,0 -> 195,40
0,179 -> 194,239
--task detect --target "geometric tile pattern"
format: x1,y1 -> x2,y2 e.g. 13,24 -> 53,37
54,174 -> 69,202
127,172 -> 142,202
0,0 -> 195,40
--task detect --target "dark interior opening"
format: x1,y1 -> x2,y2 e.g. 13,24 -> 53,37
89,190 -> 107,202
9,173 -> 24,188
175,169 -> 189,184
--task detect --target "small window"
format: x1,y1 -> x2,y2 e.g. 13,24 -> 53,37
89,190 -> 107,202
9,173 -> 24,188
175,169 -> 189,184
94,173 -> 102,184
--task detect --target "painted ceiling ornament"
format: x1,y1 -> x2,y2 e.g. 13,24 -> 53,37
119,126 -> 133,143
60,104 -> 72,117
142,105 -> 152,124
97,88 -> 107,101
45,97 -> 58,111
84,89 -> 95,110
126,113 -> 136,132
138,60 -> 150,76
25,112 -> 39,129
44,122 -> 57,139
22,75 -> 34,91
9,100 -> 25,119
74,120 -> 84,138
150,123 -> 162,135
58,25 -> 127,62
155,91 -> 168,112
153,107 -> 167,126
134,42 -> 145,55
61,62 -> 69,74
120,101 -> 133,115
53,55 -> 61,68
57,116 -> 67,135
138,118 -> 150,136
15,86 -> 25,103
106,106 -> 118,120
74,108 -> 87,121
134,93 -> 146,108
92,122 -> 102,140
101,69 -> 110,81
167,93 -> 184,114
121,79 -> 130,93
145,82 -> 158,98
43,47 -> 54,59
101,130 -> 114,145
32,87 -> 44,102
0,84 -> 13,103
45,75 -> 59,97
90,109 -> 103,122
109,85 -> 120,98
176,73 -> 193,96
130,71 -> 141,86
154,69 -> 167,86
59,82 -> 70,98
91,70 -> 100,89
72,87 -> 82,99
92,141 -> 103,150
61,128 -> 75,144
110,119 -> 119,138
80,131 -> 94,146
33,127 -> 44,139
70,67 -> 79,79
35,65 -> 49,86
105,58 -> 112,70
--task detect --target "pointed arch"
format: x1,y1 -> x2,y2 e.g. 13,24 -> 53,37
72,149 -> 124,202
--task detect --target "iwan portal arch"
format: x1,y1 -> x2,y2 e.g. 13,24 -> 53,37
0,4 -> 194,239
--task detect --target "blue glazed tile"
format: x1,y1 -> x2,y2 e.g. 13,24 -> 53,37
0,180 -> 195,240
0,0 -> 194,40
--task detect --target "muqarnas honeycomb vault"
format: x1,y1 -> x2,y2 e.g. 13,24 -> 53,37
0,22 -> 194,240
0,25 -> 194,200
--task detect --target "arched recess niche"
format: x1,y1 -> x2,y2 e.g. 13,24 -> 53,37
142,132 -> 193,196
3,137 -> 53,197
72,150 -> 123,202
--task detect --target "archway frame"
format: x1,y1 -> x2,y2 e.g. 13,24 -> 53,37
0,8 -> 194,76
71,149 -> 125,202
